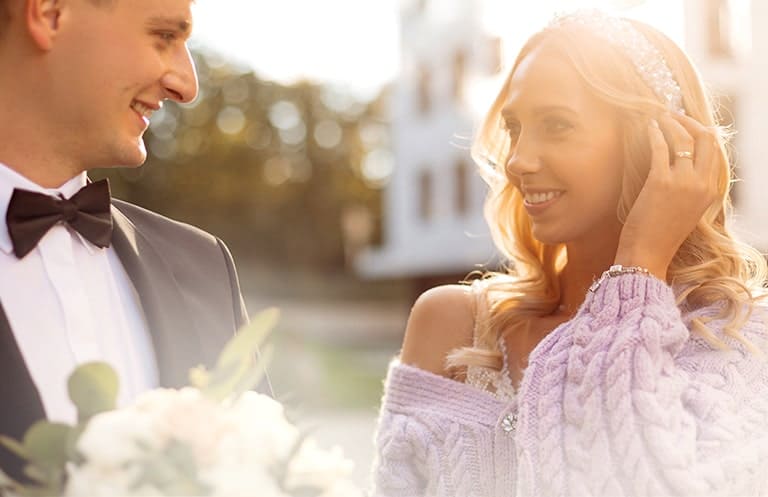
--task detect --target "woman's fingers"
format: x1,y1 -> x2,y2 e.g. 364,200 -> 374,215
647,119 -> 670,175
671,111 -> 712,136
657,114 -> 696,168
657,113 -> 721,204
618,114 -> 723,276
671,112 -> 723,189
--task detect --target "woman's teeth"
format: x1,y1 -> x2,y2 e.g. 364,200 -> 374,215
525,191 -> 562,204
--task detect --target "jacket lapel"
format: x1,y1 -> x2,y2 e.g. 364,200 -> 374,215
0,202 -> 208,479
110,204 -> 204,388
0,302 -> 45,480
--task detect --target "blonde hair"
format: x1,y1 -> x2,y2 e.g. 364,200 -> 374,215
448,17 -> 767,371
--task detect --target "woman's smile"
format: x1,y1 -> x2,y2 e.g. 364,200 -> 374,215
522,189 -> 564,215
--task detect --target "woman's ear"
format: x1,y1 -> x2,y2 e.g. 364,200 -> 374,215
25,0 -> 64,50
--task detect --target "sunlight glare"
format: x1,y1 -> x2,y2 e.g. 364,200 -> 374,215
191,0 -> 400,100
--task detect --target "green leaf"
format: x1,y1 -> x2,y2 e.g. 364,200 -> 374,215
67,362 -> 119,423
22,422 -> 72,472
0,434 -> 29,461
188,365 -> 210,390
130,439 -> 210,496
216,308 -> 278,370
199,358 -> 246,402
229,343 -> 274,399
0,466 -> 17,491
0,456 -> 61,497
65,423 -> 87,464
15,481 -> 63,497
22,463 -> 49,484
198,308 -> 278,401
202,343 -> 274,402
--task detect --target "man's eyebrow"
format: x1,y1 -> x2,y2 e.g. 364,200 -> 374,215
146,16 -> 192,34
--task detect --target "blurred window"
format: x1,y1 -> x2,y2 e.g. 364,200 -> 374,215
707,0 -> 733,58
419,168 -> 432,221
453,49 -> 466,102
418,65 -> 432,115
455,158 -> 469,215
487,36 -> 503,74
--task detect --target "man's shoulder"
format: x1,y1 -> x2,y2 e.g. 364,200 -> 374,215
112,198 -> 219,247
111,200 -> 249,361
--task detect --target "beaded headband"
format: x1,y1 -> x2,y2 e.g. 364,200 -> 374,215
549,9 -> 685,114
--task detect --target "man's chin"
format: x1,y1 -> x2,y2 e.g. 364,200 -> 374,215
92,154 -> 147,171
112,142 -> 149,168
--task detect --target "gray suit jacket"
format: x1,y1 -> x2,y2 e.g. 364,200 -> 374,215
0,199 -> 248,479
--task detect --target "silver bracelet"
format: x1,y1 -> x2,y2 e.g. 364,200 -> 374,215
588,264 -> 651,293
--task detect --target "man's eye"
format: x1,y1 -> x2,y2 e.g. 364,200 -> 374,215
156,32 -> 177,42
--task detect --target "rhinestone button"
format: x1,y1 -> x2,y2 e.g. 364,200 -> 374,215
501,413 -> 517,433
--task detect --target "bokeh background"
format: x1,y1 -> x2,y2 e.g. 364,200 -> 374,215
92,0 -> 768,487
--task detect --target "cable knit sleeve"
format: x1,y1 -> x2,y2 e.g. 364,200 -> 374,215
515,273 -> 768,497
370,361 -> 511,497
371,407 -> 430,497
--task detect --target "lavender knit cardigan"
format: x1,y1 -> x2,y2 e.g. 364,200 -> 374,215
371,273 -> 768,496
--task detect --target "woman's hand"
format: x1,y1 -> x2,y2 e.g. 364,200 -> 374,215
614,113 -> 722,280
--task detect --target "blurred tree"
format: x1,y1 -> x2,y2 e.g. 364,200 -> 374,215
92,49 -> 388,273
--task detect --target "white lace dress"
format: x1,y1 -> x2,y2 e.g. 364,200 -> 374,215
464,282 -> 519,431
466,339 -> 518,402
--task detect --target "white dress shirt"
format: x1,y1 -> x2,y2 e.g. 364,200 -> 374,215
0,163 -> 158,423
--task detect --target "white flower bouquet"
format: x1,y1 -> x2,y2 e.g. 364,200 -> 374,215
0,309 -> 360,497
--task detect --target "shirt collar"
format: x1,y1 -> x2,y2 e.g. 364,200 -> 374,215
0,163 -> 89,255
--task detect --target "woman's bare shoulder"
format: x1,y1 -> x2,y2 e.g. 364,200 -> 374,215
399,284 -> 476,377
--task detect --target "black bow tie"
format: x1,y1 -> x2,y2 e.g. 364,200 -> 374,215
6,179 -> 113,259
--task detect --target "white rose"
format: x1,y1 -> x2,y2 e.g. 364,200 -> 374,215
317,479 -> 364,497
202,465 -> 288,497
285,438 -> 356,493
64,463 -> 160,497
69,388 -> 362,497
76,407 -> 156,468
214,392 -> 300,466
140,388 -> 225,466
231,392 -> 293,433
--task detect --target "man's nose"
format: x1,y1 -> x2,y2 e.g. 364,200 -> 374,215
160,44 -> 199,104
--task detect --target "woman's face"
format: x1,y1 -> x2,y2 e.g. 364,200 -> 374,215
502,42 -> 626,247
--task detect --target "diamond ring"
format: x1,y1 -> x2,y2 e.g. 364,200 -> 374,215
675,150 -> 694,160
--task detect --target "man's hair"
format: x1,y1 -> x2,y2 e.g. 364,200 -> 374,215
0,0 -> 116,38
0,2 -> 9,37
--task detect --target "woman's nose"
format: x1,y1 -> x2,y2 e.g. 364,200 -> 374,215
504,134 -> 541,179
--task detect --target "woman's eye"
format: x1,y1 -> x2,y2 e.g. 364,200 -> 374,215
544,119 -> 573,134
503,121 -> 521,137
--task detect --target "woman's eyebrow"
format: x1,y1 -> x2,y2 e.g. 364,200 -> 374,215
502,104 -> 577,117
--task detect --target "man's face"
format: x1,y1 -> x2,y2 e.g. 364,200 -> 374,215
49,0 -> 198,169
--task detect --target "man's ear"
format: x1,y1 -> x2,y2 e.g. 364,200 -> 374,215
25,0 -> 64,50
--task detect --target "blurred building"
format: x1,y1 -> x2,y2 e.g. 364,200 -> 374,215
684,0 -> 768,248
355,0 -> 502,280
357,0 -> 768,284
